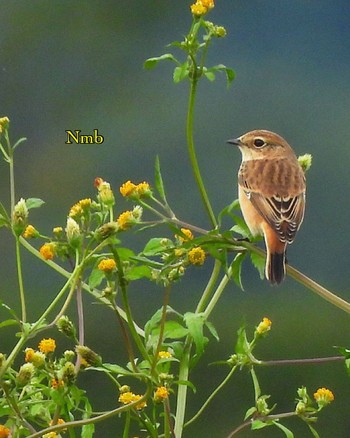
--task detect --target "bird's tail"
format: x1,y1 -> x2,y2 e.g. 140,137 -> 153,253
266,251 -> 286,284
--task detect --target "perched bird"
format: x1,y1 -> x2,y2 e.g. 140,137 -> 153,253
228,130 -> 306,284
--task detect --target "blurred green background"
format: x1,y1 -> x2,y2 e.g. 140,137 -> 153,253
1,1 -> 350,436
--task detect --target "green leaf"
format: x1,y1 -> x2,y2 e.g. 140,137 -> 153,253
204,70 -> 216,81
307,423 -> 321,438
217,199 -> 240,227
0,319 -> 18,329
211,64 -> 236,87
88,268 -> 105,289
12,137 -> 27,151
250,251 -> 265,280
173,62 -> 189,83
25,197 -> 45,210
205,320 -> 219,341
184,312 -> 206,357
273,421 -> 295,437
98,363 -> 130,375
235,325 -> 250,355
125,265 -> 152,281
155,155 -> 167,202
144,53 -> 178,70
175,379 -> 197,393
117,247 -> 135,261
244,406 -> 257,420
0,201 -> 9,225
231,252 -> 246,290
143,238 -> 173,256
82,423 -> 95,438
251,420 -> 269,430
156,320 -> 188,340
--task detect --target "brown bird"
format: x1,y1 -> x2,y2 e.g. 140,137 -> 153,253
228,130 -> 306,284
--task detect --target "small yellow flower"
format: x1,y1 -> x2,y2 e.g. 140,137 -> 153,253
43,433 -> 57,438
53,226 -> 63,236
177,228 -> 194,243
51,378 -> 65,389
120,180 -> 137,197
158,351 -> 172,359
69,202 -> 83,218
117,210 -> 134,230
154,386 -> 169,402
49,418 -> 66,429
39,243 -> 55,260
118,391 -> 147,410
314,387 -> 334,406
23,224 -> 39,238
190,2 -> 207,16
135,181 -> 151,197
0,117 -> 10,134
98,258 -> 117,272
25,348 -> 35,363
0,425 -> 11,438
188,247 -> 206,266
38,338 -> 56,354
201,0 -> 214,9
79,198 -> 92,209
255,317 -> 272,335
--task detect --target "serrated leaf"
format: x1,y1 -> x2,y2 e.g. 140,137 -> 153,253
250,251 -> 265,280
25,198 -> 45,210
155,155 -> 167,202
144,53 -> 178,70
273,421 -> 295,437
173,62 -> 189,83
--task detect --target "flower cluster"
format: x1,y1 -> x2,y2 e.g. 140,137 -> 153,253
120,180 -> 151,198
118,389 -> 147,410
190,0 -> 214,16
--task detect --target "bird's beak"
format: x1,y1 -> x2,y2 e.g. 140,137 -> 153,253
227,137 -> 241,146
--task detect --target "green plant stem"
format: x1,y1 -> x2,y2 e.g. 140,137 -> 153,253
196,259 -> 222,313
203,264 -> 233,319
174,339 -> 192,438
186,77 -> 217,228
15,237 -> 26,322
250,367 -> 261,400
184,364 -> 238,428
19,237 -> 145,336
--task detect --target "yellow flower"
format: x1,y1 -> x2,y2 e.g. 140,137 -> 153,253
0,425 -> 11,438
120,180 -> 137,197
117,210 -> 134,230
98,258 -> 116,272
69,202 -> 83,218
158,351 -> 172,359
177,228 -> 194,243
188,247 -> 206,266
39,243 -> 55,260
38,338 -> 56,354
23,224 -> 39,238
43,432 -> 58,438
118,391 -> 147,410
51,378 -> 65,389
255,317 -> 272,335
314,387 -> 334,406
190,0 -> 214,16
25,348 -> 35,362
79,198 -> 92,209
49,418 -> 66,430
53,226 -> 63,236
135,181 -> 151,197
154,386 -> 169,402
0,117 -> 10,134
190,2 -> 207,16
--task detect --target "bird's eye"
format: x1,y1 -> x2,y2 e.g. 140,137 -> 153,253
253,138 -> 265,148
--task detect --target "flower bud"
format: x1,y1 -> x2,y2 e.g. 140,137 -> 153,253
16,363 -> 35,386
76,345 -> 102,367
56,315 -> 77,339
65,217 -> 81,247
12,198 -> 28,236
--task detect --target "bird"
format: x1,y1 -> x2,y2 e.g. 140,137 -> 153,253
227,130 -> 306,284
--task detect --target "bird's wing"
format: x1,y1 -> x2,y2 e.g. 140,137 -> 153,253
246,191 -> 305,243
